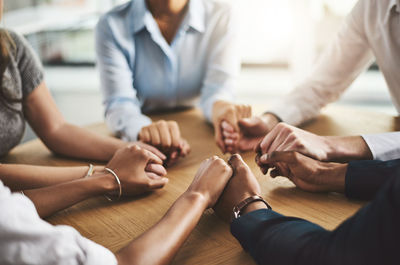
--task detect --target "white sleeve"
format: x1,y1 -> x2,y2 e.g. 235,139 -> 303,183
96,16 -> 151,141
199,4 -> 239,122
267,0 -> 374,125
361,132 -> 400,161
0,182 -> 117,265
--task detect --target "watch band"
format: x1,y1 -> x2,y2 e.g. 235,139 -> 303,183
232,195 -> 271,220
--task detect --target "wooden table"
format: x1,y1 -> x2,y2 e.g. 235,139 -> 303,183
3,105 -> 400,265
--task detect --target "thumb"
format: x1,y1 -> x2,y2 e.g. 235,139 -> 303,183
148,177 -> 169,190
239,117 -> 262,135
228,153 -> 250,175
215,124 -> 226,153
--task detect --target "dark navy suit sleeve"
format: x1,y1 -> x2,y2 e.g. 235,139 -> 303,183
345,158 -> 400,200
231,174 -> 400,265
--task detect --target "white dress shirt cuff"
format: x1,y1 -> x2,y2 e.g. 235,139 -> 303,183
266,100 -> 306,126
201,92 -> 235,122
105,101 -> 152,141
121,115 -> 152,141
81,237 -> 118,265
361,132 -> 400,161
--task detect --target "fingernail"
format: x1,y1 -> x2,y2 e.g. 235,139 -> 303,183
225,139 -> 233,144
260,153 -> 268,162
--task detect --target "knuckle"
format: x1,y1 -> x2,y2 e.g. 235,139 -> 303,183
131,145 -> 140,151
158,120 -> 167,126
168,120 -> 178,126
167,120 -> 179,130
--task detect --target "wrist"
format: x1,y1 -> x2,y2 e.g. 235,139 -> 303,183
90,171 -> 120,195
233,192 -> 267,215
182,191 -> 209,209
325,136 -> 372,162
260,113 -> 280,131
318,162 -> 347,193
240,201 -> 269,215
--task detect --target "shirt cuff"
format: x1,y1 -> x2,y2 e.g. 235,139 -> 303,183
200,90 -> 235,122
230,209 -> 282,251
361,132 -> 400,161
80,237 -> 118,265
105,101 -> 152,141
120,115 -> 152,141
266,100 -> 305,126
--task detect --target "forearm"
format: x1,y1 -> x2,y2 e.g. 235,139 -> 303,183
24,171 -> 116,218
116,191 -> 207,265
43,123 -> 126,161
0,164 -> 103,190
325,135 -> 372,162
233,174 -> 400,265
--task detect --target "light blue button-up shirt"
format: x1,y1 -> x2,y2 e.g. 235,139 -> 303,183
95,0 -> 239,141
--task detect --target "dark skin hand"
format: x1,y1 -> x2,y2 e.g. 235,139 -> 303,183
255,122 -> 373,163
21,145 -> 168,218
256,151 -> 347,193
116,156 -> 233,265
214,154 -> 267,223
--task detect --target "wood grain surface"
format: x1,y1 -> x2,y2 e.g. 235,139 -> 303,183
2,105 -> 399,265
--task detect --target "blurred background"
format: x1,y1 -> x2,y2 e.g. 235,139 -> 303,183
2,0 -> 393,142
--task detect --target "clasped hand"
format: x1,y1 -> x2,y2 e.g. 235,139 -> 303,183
139,120 -> 191,166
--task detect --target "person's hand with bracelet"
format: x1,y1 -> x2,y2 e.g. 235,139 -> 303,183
104,145 -> 169,198
20,145 -> 168,218
214,154 -> 271,223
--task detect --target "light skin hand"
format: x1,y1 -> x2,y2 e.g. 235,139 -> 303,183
214,154 -> 266,222
256,123 -> 373,164
258,151 -> 347,193
222,113 -> 280,153
138,120 -> 191,166
212,100 -> 252,153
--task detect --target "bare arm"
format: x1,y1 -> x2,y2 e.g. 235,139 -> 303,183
116,191 -> 207,265
23,171 -> 116,218
17,145 -> 168,218
0,163 -> 102,190
24,82 -> 131,161
116,156 -> 233,265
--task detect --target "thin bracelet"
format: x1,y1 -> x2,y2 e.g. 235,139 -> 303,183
104,167 -> 122,202
84,164 -> 94,178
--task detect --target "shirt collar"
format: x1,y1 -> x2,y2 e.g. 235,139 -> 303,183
129,0 -> 206,34
130,0 -> 147,34
392,0 -> 400,13
186,0 -> 206,33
